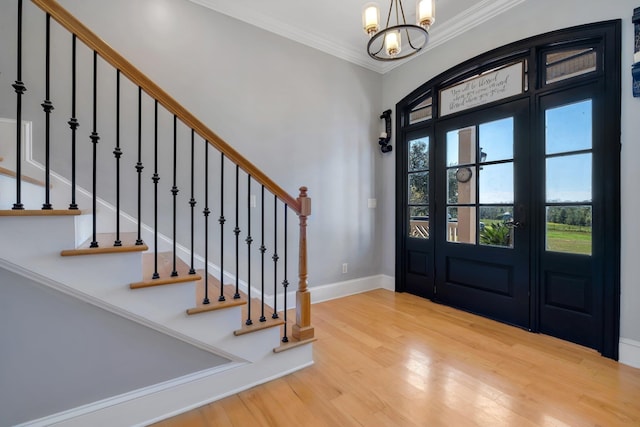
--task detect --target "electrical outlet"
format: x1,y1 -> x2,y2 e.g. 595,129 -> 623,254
250,194 -> 256,208
342,263 -> 348,274
368,198 -> 377,208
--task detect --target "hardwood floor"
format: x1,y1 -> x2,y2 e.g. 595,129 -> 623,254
152,289 -> 640,426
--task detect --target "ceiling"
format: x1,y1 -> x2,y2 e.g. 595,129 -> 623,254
187,0 -> 525,74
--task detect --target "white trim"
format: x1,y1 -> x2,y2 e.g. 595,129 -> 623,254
17,355 -> 314,427
619,338 -> 640,369
139,359 -> 314,427
310,274 -> 395,304
15,364 -> 243,427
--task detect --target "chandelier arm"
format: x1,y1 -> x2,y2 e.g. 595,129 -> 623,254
406,27 -> 420,50
385,0 -> 394,29
398,0 -> 408,25
372,43 -> 385,57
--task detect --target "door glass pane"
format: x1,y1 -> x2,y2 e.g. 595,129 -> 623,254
409,138 -> 429,171
448,167 -> 477,205
409,97 -> 433,124
409,207 -> 429,239
545,48 -> 597,84
545,100 -> 592,154
546,206 -> 592,255
409,172 -> 429,204
479,117 -> 513,163
447,207 -> 475,244
479,163 -> 514,204
408,136 -> 430,239
546,154 -> 592,203
447,126 -> 476,166
479,206 -> 514,248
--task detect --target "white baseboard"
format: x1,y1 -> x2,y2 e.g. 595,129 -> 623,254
310,274 -> 395,304
619,338 -> 640,369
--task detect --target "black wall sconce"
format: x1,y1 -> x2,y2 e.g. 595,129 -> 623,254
378,109 -> 393,153
632,7 -> 640,96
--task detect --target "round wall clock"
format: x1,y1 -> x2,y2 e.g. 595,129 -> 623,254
455,167 -> 473,183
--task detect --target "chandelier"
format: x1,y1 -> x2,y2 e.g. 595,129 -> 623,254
362,0 -> 435,61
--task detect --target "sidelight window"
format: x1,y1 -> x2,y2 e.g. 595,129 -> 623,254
544,99 -> 593,255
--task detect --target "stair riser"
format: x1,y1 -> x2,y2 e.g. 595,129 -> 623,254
0,175 -> 46,210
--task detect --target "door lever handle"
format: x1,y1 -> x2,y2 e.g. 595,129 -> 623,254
506,220 -> 524,229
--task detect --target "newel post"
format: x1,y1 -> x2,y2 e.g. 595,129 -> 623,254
293,186 -> 315,341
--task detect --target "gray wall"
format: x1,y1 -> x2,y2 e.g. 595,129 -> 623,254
380,0 -> 640,343
52,0 -> 385,287
2,0 -> 636,342
0,266 -> 229,426
0,0 -> 384,289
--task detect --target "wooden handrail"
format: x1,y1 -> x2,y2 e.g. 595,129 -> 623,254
31,0 -> 301,214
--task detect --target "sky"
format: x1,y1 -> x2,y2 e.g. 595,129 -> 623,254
444,99 -> 592,205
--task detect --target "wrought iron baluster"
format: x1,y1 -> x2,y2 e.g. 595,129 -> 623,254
41,13 -> 53,210
189,130 -> 196,275
135,87 -> 144,245
152,100 -> 159,279
218,153 -> 226,302
202,141 -> 210,305
233,165 -> 241,300
282,204 -> 289,343
171,115 -> 179,277
259,185 -> 266,322
245,175 -> 253,325
113,70 -> 122,246
272,195 -> 279,319
89,51 -> 100,248
68,35 -> 78,210
12,0 -> 25,210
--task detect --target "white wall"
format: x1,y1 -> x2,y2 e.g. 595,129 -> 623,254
381,0 -> 640,348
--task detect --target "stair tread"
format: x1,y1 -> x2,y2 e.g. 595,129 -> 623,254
141,252 -> 196,280
61,232 -> 148,256
234,316 -> 285,336
132,252 -> 202,288
0,209 -> 83,216
186,298 -> 246,315
187,274 -> 246,315
130,273 -> 202,289
273,336 -> 317,353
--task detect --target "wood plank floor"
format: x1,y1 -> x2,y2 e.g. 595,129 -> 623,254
152,289 -> 640,427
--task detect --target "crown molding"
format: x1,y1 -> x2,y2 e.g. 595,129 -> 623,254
188,0 -> 526,74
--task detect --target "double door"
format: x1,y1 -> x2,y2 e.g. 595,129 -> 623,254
402,90 -> 607,351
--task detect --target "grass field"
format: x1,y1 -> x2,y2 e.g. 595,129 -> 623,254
479,220 -> 592,255
546,222 -> 592,255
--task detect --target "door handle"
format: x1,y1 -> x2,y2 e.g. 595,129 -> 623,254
506,219 -> 524,229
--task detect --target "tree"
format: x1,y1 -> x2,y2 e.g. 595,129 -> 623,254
409,140 -> 429,217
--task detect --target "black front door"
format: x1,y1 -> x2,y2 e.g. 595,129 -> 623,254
434,99 -> 531,328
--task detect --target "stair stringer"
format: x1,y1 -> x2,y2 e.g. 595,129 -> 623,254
0,214 -> 314,425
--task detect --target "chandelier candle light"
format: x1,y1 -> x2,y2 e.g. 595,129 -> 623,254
363,0 -> 435,61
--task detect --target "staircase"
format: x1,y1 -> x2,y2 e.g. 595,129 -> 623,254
0,0 -> 315,425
